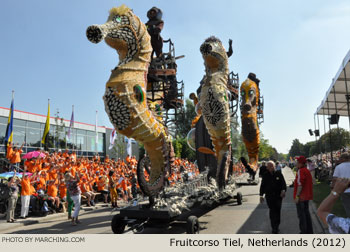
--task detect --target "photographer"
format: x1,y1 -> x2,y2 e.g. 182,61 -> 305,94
317,178 -> 350,234
331,152 -> 350,217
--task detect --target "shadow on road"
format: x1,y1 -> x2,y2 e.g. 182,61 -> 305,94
9,208 -> 114,234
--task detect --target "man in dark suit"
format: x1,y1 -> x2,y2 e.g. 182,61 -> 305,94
260,160 -> 287,233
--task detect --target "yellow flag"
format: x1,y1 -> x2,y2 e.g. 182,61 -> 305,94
41,101 -> 50,144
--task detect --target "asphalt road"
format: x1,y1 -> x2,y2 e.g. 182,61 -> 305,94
1,167 -> 326,234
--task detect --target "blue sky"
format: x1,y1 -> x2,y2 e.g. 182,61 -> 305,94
1,0 -> 350,154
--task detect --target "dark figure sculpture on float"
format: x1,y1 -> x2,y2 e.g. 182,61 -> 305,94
146,7 -> 164,58
240,156 -> 256,181
226,39 -> 233,58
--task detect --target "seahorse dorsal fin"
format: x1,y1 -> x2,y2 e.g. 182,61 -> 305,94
198,147 -> 216,156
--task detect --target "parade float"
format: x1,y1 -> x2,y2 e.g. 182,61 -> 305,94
87,5 -> 242,234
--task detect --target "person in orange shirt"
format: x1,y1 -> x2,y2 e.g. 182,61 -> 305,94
97,175 -> 109,203
32,157 -> 42,173
70,151 -> 77,162
62,149 -> 69,159
47,180 -> 60,210
10,142 -> 24,172
120,174 -> 131,201
58,179 -> 67,202
80,177 -> 96,207
20,166 -> 32,218
105,155 -> 110,164
48,164 -> 58,181
126,155 -> 131,165
36,172 -> 47,192
24,159 -> 35,173
6,142 -> 14,163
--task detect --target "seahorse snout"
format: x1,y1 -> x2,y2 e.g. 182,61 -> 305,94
200,43 -> 212,55
86,25 -> 105,44
243,104 -> 252,113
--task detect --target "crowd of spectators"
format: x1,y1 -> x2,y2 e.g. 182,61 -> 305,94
2,143 -> 199,224
289,148 -> 350,234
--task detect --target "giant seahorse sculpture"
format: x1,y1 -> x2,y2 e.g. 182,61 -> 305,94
197,36 -> 231,189
240,73 -> 260,171
86,5 -> 171,197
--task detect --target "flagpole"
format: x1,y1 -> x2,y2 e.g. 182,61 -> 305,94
95,110 -> 98,155
47,99 -> 50,149
72,105 -> 74,151
5,91 -> 14,157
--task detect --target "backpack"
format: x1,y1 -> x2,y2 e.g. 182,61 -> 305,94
0,184 -> 10,200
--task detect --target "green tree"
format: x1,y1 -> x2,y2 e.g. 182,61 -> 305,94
53,110 -> 66,150
319,128 -> 350,152
173,137 -> 183,158
303,141 -> 315,157
278,153 -> 288,161
172,137 -> 195,161
175,99 -> 196,138
259,137 -> 273,160
111,134 -> 126,159
289,139 -> 305,157
231,115 -> 248,160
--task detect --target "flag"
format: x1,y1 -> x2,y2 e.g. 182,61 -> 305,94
127,137 -> 132,156
109,129 -> 117,150
4,96 -> 14,144
66,107 -> 74,141
41,101 -> 50,144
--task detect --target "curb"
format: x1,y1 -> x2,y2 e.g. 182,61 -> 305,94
310,200 -> 329,234
0,202 -> 127,233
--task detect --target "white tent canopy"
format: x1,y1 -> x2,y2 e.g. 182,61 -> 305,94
316,49 -> 350,116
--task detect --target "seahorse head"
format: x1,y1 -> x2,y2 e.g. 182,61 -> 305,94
200,36 -> 228,74
240,73 -> 260,117
86,4 -> 150,66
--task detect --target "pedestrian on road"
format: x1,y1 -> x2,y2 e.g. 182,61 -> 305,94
259,160 -> 287,233
6,171 -> 20,223
259,161 -> 267,177
108,170 -> 119,208
65,172 -> 81,226
307,159 -> 316,185
317,177 -> 350,234
294,156 -> 314,234
275,161 -> 282,172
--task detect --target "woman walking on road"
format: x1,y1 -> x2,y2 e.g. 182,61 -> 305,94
6,171 -> 20,222
65,172 -> 81,226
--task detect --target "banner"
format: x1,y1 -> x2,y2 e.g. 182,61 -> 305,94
109,129 -> 117,150
66,106 -> 74,142
127,137 -> 132,156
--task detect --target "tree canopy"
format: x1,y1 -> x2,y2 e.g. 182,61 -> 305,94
288,127 -> 350,158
